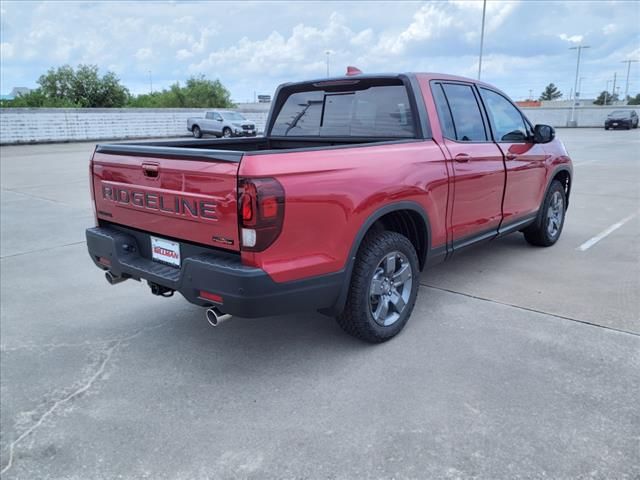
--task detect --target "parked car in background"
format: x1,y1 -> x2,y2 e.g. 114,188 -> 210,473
187,111 -> 257,138
604,110 -> 638,130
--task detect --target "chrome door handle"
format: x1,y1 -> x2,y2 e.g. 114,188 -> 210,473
455,153 -> 471,163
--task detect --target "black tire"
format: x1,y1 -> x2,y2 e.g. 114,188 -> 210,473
222,127 -> 232,138
336,231 -> 420,343
523,180 -> 566,247
192,125 -> 202,138
604,126 -> 609,130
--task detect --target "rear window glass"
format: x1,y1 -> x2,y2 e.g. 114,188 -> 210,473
609,110 -> 629,117
271,84 -> 416,137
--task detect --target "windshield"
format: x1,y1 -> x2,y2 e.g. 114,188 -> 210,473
609,110 -> 629,117
271,83 -> 416,138
223,112 -> 247,121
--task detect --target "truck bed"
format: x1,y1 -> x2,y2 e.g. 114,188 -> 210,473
95,136 -> 418,162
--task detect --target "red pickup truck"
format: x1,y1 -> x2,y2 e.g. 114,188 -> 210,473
86,72 -> 572,342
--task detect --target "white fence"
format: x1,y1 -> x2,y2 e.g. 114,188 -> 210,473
0,105 -> 636,145
521,106 -> 636,128
0,107 -> 270,145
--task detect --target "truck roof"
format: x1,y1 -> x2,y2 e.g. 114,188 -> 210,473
278,72 -> 496,90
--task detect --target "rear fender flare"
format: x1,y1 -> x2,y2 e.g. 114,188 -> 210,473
329,201 -> 432,315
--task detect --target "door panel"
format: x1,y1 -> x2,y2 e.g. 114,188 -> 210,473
444,139 -> 506,241
432,82 -> 506,244
498,142 -> 548,222
479,88 -> 547,222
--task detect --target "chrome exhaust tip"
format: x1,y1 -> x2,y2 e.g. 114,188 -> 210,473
105,271 -> 127,285
206,307 -> 232,327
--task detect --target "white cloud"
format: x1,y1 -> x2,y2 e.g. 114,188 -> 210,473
1,42 -> 15,60
558,33 -> 584,44
0,0 -> 638,101
135,48 -> 153,61
176,49 -> 194,60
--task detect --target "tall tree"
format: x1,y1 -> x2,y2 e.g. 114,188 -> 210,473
626,93 -> 640,105
539,83 -> 563,101
5,65 -> 129,107
127,75 -> 233,108
593,91 -> 619,105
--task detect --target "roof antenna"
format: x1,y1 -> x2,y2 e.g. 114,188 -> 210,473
346,66 -> 363,76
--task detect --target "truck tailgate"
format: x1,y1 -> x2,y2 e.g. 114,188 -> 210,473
92,148 -> 241,252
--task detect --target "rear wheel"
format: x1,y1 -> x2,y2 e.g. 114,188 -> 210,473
192,126 -> 202,138
523,180 -> 566,247
337,231 -> 419,343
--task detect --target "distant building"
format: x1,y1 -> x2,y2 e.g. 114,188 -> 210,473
1,87 -> 32,100
516,100 -> 542,107
10,87 -> 31,97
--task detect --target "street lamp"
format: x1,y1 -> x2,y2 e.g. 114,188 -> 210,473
325,50 -> 331,77
569,45 -> 590,125
477,0 -> 487,80
605,79 -> 612,105
621,59 -> 639,101
578,76 -> 585,98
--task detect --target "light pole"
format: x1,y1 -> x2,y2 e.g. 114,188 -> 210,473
621,59 -> 639,101
325,50 -> 331,77
569,45 -> 590,125
578,76 -> 585,99
605,80 -> 612,105
612,72 -> 617,104
477,0 -> 487,80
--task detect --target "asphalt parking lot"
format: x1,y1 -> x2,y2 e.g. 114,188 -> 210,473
1,129 -> 639,479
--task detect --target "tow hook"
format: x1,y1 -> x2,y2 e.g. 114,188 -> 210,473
205,306 -> 232,327
105,271 -> 128,285
148,282 -> 174,297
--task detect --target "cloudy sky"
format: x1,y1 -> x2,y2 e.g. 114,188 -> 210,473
1,0 -> 639,102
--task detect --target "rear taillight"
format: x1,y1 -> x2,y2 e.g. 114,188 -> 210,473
238,177 -> 285,251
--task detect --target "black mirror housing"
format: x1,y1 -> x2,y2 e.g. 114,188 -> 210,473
534,124 -> 555,144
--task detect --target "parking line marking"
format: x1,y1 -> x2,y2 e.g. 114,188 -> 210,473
577,212 -> 638,251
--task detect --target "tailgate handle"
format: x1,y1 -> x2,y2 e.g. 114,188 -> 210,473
142,163 -> 159,178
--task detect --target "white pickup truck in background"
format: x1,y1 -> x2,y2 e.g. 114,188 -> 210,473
187,110 -> 257,138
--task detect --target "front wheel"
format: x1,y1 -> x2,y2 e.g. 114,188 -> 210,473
222,127 -> 232,138
337,231 -> 419,343
523,180 -> 566,246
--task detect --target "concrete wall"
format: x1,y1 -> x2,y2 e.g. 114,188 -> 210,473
522,106 -> 637,128
0,104 -> 636,145
0,106 -> 270,145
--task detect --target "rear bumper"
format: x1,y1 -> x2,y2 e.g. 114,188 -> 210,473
86,226 -> 344,317
605,120 -> 631,128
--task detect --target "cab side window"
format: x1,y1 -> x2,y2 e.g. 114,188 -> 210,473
440,83 -> 487,142
480,88 -> 529,142
205,112 -> 214,120
214,113 -> 223,121
431,83 -> 456,139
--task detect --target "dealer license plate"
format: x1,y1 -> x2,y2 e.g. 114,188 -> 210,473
151,236 -> 181,267
613,122 -> 618,126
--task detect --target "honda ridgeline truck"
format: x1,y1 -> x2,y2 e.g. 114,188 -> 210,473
86,70 -> 572,343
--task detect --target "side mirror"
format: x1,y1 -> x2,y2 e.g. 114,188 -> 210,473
534,124 -> 555,144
